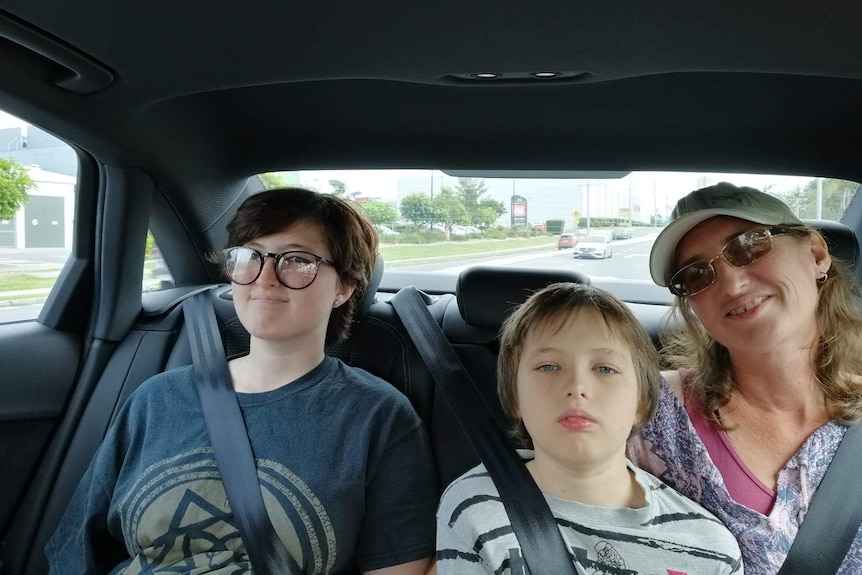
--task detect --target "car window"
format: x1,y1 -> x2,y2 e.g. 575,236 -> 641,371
143,232 -> 175,292
258,169 -> 859,304
0,109 -> 77,323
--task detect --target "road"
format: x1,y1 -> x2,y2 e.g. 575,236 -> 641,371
0,248 -> 70,270
396,230 -> 658,282
0,232 -> 662,323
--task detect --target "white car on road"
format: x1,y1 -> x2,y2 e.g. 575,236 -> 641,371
574,235 -> 614,259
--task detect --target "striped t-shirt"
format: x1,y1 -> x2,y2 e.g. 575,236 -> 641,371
436,451 -> 743,574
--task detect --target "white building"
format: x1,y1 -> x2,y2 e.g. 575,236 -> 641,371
0,166 -> 76,248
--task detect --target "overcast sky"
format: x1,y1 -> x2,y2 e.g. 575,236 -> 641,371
0,110 -> 27,129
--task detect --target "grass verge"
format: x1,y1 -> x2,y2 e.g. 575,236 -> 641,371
0,272 -> 57,293
380,236 -> 554,261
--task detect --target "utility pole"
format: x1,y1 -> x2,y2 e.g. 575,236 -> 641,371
816,178 -> 823,219
628,177 -> 633,227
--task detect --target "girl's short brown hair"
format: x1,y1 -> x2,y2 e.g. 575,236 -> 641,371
219,187 -> 379,344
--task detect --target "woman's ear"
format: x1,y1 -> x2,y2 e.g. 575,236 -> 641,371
810,231 -> 832,276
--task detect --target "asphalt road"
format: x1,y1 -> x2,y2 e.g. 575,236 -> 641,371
0,248 -> 70,270
397,229 -> 658,282
0,231 -> 662,323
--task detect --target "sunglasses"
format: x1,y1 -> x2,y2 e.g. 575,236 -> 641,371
224,246 -> 332,290
669,227 -> 799,297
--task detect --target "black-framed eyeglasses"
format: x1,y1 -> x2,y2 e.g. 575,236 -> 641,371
224,246 -> 332,290
669,227 -> 796,297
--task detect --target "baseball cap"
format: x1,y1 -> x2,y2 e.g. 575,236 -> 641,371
649,182 -> 803,287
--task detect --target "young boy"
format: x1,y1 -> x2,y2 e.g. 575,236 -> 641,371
436,283 -> 743,574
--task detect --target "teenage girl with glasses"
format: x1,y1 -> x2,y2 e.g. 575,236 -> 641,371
48,187 -> 437,574
627,182 -> 862,575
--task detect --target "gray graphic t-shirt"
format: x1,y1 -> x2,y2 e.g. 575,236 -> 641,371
47,357 -> 437,574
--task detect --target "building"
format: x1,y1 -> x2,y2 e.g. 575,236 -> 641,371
0,166 -> 76,248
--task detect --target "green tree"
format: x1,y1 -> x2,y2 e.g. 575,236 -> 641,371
360,201 -> 399,225
0,158 -> 34,220
773,179 -> 858,221
434,186 -> 469,239
400,193 -> 438,228
258,172 -> 288,189
455,177 -> 489,225
476,197 -> 507,227
329,179 -> 348,197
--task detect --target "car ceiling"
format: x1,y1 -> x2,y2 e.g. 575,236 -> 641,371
0,0 -> 861,189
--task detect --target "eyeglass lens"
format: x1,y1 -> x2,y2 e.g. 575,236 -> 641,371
670,229 -> 775,297
226,247 -> 323,289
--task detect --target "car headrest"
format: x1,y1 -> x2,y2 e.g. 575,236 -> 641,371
358,253 -> 384,318
805,219 -> 859,273
456,266 -> 591,332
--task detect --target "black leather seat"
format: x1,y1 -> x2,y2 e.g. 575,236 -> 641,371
806,219 -> 860,276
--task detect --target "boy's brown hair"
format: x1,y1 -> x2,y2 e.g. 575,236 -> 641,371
497,282 -> 660,448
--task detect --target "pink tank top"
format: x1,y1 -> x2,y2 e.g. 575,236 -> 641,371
685,399 -> 776,515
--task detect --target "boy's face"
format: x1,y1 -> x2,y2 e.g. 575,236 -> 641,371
515,309 -> 640,471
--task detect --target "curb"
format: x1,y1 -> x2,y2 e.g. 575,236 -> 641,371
0,297 -> 46,307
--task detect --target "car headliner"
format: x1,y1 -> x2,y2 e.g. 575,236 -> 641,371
0,0 -> 860,193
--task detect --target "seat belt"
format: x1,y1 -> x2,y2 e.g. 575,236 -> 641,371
184,291 -> 301,574
390,286 -> 580,575
777,423 -> 862,574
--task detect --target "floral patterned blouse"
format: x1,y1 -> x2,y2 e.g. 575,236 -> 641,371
627,372 -> 861,575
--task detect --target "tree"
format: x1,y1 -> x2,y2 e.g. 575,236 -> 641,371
329,179 -> 348,197
454,177 -> 489,225
476,198 -> 507,228
434,186 -> 468,239
400,193 -> 438,228
773,178 -> 858,220
0,158 -> 34,221
258,172 -> 289,189
359,201 -> 399,225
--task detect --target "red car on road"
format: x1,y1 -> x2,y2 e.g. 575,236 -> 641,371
557,233 -> 578,250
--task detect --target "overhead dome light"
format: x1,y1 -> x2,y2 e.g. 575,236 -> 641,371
444,71 -> 591,84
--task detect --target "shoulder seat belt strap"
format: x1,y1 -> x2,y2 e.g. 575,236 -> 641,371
184,291 -> 300,574
777,422 -> 862,574
390,286 -> 579,575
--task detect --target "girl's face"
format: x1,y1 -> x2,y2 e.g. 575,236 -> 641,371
677,217 -> 830,355
516,309 -> 640,472
231,220 -> 354,349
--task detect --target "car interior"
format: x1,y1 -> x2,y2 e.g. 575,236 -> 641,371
0,0 -> 861,573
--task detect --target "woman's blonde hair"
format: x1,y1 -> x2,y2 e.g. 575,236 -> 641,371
661,224 -> 862,427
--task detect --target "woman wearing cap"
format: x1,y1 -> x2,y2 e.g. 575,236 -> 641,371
627,182 -> 862,574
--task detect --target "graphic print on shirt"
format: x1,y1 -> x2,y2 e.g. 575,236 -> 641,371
115,448 -> 336,573
573,542 -> 631,574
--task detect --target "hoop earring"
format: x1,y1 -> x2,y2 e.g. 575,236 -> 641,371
817,272 -> 829,285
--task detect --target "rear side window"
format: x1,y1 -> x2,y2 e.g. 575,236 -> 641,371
0,109 -> 77,323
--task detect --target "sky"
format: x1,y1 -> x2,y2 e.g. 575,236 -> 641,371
0,110 -> 27,129
294,168 -> 813,206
